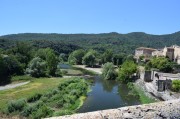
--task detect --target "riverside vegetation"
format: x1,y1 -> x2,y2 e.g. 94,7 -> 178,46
3,78 -> 89,118
1,32 -> 180,118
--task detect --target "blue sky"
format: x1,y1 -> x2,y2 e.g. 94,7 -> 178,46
0,0 -> 180,35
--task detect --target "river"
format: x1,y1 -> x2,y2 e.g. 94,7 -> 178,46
78,75 -> 141,113
59,64 -> 141,113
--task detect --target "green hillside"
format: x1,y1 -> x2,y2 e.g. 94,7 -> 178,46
1,31 -> 180,54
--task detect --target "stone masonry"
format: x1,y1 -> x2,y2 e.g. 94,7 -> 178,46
47,99 -> 180,119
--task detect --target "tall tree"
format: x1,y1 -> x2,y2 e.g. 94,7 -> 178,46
26,57 -> 47,77
102,62 -> 117,80
82,49 -> 97,67
7,41 -> 34,68
46,48 -> 58,76
101,49 -> 113,64
118,60 -> 137,83
35,48 -> 59,76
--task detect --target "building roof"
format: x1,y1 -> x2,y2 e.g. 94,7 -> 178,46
166,47 -> 174,50
136,47 -> 157,51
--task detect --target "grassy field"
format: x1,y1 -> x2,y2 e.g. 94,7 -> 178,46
0,77 -> 67,111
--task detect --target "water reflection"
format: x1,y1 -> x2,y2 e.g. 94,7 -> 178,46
78,75 -> 141,113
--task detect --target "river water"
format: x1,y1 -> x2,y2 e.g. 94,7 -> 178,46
59,64 -> 141,113
78,75 -> 141,113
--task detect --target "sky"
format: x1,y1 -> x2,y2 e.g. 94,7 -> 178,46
0,0 -> 180,36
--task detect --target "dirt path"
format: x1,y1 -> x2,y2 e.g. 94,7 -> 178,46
0,81 -> 30,91
74,65 -> 102,74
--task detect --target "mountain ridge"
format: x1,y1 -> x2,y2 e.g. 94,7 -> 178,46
0,31 -> 180,54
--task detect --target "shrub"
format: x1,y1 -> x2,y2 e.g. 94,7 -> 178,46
21,101 -> 44,117
27,93 -> 42,103
55,68 -> 62,77
56,98 -> 65,108
25,57 -> 47,78
40,96 -> 48,102
102,62 -> 117,80
21,105 -> 34,117
54,110 -> 73,116
31,104 -> 53,119
7,99 -> 27,113
127,82 -> 139,98
172,80 -> 180,92
118,60 -> 137,83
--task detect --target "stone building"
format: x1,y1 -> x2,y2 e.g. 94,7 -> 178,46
173,45 -> 180,64
163,47 -> 174,60
152,49 -> 164,57
153,45 -> 180,64
140,69 -> 180,92
136,45 -> 180,64
134,47 -> 156,62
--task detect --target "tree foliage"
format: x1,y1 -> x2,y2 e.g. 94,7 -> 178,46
1,32 -> 180,54
35,48 -> 59,76
26,57 -> 47,77
102,62 -> 117,80
101,49 -> 113,64
145,57 -> 174,73
82,49 -> 97,67
7,42 -> 34,68
172,80 -> 180,92
46,48 -> 58,76
68,49 -> 85,65
0,54 -> 23,84
112,54 -> 126,66
118,60 -> 137,83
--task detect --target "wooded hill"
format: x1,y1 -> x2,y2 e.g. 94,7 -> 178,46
1,31 -> 180,54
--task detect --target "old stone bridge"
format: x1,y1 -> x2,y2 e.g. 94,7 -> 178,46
47,99 -> 180,119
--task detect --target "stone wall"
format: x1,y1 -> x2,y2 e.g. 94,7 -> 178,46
47,99 -> 180,119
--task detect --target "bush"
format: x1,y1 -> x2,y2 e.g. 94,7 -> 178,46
118,60 -> 137,83
25,57 -> 47,78
31,104 -> 53,119
102,62 -> 117,80
27,93 -> 42,103
54,110 -> 73,116
21,105 -> 34,117
7,99 -> 27,113
55,68 -> 62,77
56,98 -> 65,108
145,57 -> 173,73
6,78 -> 89,118
127,82 -> 139,98
21,101 -> 44,117
172,80 -> 180,92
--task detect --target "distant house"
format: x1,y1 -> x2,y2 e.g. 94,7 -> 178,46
173,45 -> 180,64
152,49 -> 164,57
135,45 -> 180,64
135,47 -> 156,62
163,47 -> 174,60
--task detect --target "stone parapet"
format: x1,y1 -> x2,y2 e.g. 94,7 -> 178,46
47,99 -> 180,119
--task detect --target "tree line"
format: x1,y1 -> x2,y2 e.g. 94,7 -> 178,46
0,42 -> 61,85
1,31 -> 180,54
